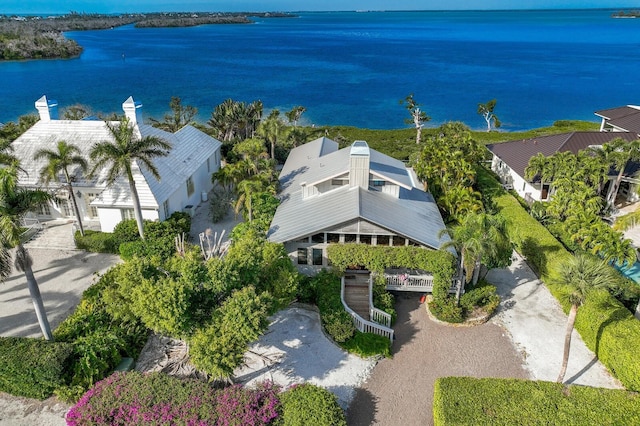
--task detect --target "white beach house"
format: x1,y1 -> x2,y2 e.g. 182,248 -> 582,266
11,95 -> 222,232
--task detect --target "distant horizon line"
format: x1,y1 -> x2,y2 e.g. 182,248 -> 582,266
3,7 -> 635,16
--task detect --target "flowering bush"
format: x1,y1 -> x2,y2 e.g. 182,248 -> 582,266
66,372 -> 280,426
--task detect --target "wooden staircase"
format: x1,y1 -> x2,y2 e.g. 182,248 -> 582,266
343,273 -> 371,320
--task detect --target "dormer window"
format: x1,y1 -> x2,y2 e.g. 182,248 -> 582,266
372,180 -> 386,187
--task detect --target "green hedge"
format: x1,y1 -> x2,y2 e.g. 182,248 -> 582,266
74,230 -> 118,253
433,377 -> 640,425
0,337 -> 73,399
478,167 -> 640,391
278,383 -> 347,426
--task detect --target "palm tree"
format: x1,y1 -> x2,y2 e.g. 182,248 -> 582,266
149,96 -> 198,132
400,93 -> 430,144
89,118 -> 171,240
599,138 -> 640,210
257,109 -> 287,160
285,105 -> 306,127
551,253 -> 620,383
34,141 -> 88,236
0,164 -> 53,340
439,212 -> 510,299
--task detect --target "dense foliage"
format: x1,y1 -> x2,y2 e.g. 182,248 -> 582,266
327,243 -> 456,300
0,337 -> 73,399
433,377 -> 640,425
478,166 -> 640,391
66,372 -> 281,426
53,268 -> 149,402
189,286 -> 273,379
74,212 -> 191,259
277,383 -> 347,426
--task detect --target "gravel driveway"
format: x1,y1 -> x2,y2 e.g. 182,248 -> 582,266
347,293 -> 527,426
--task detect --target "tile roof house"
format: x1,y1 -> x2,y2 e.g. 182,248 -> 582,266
12,95 -> 222,232
595,105 -> 640,135
267,137 -> 450,273
487,132 -> 638,203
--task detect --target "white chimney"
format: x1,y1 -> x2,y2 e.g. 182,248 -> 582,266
35,95 -> 58,121
122,96 -> 143,126
349,140 -> 370,188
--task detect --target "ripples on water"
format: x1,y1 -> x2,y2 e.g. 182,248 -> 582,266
1,10 -> 639,130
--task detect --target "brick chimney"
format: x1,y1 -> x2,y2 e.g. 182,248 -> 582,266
35,95 -> 58,121
349,140 -> 370,188
122,96 -> 143,126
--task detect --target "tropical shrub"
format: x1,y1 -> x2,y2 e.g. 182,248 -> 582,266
74,230 -> 118,253
278,383 -> 347,426
0,337 -> 73,399
322,310 -> 356,343
429,297 -> 464,323
53,267 -> 149,402
459,282 -> 500,316
66,372 -> 280,426
433,377 -> 640,425
341,332 -> 391,358
189,287 -> 272,379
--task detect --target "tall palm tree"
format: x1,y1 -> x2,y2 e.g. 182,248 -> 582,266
599,138 -> 640,210
0,165 -> 53,340
257,109 -> 287,160
551,253 -> 620,383
34,140 -> 88,236
89,118 -> 171,240
439,212 -> 510,299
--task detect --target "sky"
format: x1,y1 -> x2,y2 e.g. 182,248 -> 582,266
2,0 -> 638,14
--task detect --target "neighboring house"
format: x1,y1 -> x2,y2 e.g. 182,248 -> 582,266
267,137 -> 451,273
12,95 -> 222,232
595,105 -> 640,135
487,132 -> 638,203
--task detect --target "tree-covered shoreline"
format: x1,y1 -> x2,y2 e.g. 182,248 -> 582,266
0,12 -> 294,60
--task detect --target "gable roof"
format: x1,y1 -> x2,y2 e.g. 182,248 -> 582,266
12,118 -> 221,209
487,132 -> 639,179
595,105 -> 640,134
268,137 -> 449,250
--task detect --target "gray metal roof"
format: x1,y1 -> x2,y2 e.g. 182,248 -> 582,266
268,137 -> 450,250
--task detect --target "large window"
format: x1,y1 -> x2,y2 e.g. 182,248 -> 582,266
327,233 -> 340,243
377,235 -> 390,246
311,233 -> 325,243
121,208 -> 135,220
312,248 -> 323,266
186,176 -> 195,197
38,203 -> 51,216
359,235 -> 372,245
85,193 -> 98,218
344,234 -> 357,243
297,248 -> 308,265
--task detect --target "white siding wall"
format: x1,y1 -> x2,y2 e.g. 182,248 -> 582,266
491,155 -> 542,201
97,207 -> 159,232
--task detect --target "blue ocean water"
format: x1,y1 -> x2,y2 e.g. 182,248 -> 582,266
1,9 -> 639,130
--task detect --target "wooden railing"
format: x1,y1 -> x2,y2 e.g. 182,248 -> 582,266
383,272 -> 460,294
368,275 -> 392,328
341,277 -> 394,342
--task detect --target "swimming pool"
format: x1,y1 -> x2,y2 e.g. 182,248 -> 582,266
613,260 -> 640,283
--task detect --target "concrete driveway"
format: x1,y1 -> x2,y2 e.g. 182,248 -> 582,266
487,252 -> 621,388
0,247 -> 119,339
